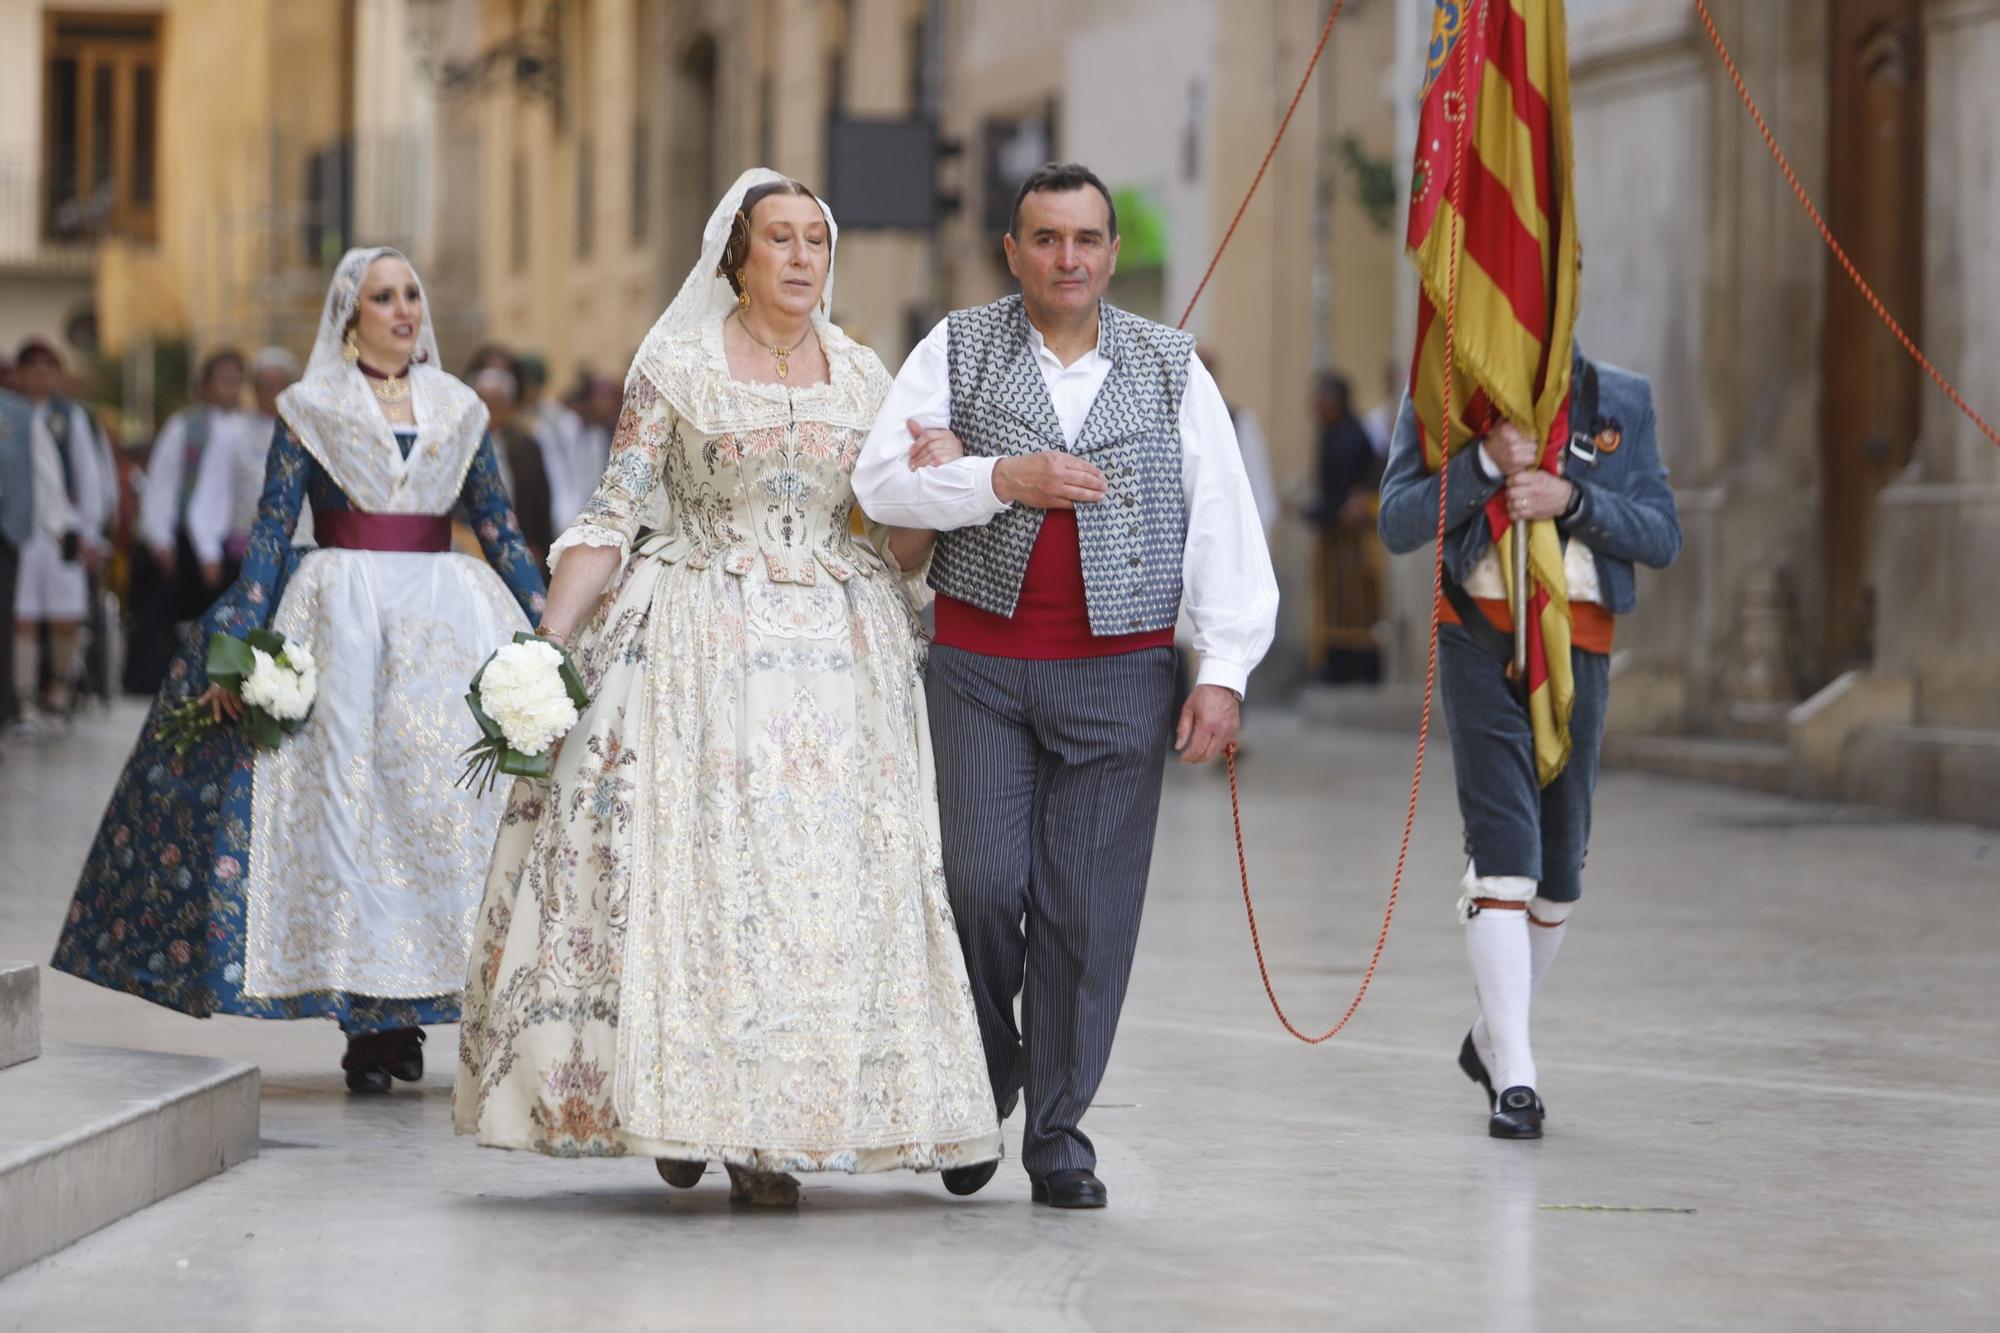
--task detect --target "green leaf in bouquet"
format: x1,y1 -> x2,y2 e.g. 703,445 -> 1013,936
244,628 -> 287,656
464,691 -> 506,744
246,709 -> 283,750
205,633 -> 256,689
558,656 -> 591,712
497,747 -> 554,782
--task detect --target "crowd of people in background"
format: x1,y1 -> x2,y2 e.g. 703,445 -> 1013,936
0,315 -> 1398,762
0,332 -> 628,755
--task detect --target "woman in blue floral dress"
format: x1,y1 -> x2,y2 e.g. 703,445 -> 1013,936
52,248 -> 545,1092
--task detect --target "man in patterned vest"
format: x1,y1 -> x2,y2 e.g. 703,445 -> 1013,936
855,163 -> 1278,1209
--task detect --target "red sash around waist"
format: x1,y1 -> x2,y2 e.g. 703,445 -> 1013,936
313,510 -> 451,553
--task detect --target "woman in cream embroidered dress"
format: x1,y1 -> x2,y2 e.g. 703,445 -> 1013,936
454,171 -> 1001,1204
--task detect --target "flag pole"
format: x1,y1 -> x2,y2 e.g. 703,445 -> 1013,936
1511,518 -> 1529,683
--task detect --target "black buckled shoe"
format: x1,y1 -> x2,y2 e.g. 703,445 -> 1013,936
341,1033 -> 392,1094
1489,1086 -> 1544,1140
1459,1030 -> 1496,1112
386,1027 -> 425,1083
941,1160 -> 999,1197
1030,1169 -> 1107,1209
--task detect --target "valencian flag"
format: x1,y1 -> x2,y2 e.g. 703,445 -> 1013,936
1406,0 -> 1582,785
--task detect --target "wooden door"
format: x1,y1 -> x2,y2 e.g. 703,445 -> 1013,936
1819,0 -> 1925,675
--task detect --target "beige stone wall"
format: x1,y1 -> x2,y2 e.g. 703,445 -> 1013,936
1873,0 -> 2000,727
97,0 -> 351,361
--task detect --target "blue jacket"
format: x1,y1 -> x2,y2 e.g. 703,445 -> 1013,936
1377,354 -> 1681,615
0,389 -> 34,549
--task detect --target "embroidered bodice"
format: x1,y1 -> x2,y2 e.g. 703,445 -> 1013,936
552,318 -> 901,586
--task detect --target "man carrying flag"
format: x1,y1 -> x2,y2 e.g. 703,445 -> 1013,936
1378,0 -> 1681,1138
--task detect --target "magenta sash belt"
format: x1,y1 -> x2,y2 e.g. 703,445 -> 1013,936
313,510 -> 451,553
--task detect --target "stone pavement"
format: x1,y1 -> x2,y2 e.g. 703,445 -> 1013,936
1,701 -> 1996,1331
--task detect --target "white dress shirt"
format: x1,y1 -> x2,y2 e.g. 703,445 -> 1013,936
186,411 -> 276,564
27,413 -> 77,540
140,408 -> 221,554
532,400 -> 590,530
853,315 -> 1279,697
32,400 -> 103,548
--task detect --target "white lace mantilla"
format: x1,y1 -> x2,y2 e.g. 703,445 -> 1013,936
277,368 -> 489,516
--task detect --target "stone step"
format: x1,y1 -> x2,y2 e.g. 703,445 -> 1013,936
1600,733 -> 1792,794
0,1042 -> 259,1278
0,962 -> 37,1070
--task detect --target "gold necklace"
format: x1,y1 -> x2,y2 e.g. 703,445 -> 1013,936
739,317 -> 812,380
358,361 -> 412,403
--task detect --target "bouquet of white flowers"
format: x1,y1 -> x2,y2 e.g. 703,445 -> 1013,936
457,632 -> 590,794
155,630 -> 319,754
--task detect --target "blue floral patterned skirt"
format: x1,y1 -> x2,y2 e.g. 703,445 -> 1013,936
50,577 -> 460,1035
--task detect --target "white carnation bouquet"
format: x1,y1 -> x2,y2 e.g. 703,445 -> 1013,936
155,629 -> 319,754
457,632 -> 590,794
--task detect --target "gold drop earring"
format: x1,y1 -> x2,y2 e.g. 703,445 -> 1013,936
737,286 -> 750,314
343,328 -> 360,363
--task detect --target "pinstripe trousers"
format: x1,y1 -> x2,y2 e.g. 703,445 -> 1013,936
926,643 -> 1176,1177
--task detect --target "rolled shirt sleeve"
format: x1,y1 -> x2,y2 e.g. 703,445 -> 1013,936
1177,352 -> 1279,697
852,318 -> 1008,532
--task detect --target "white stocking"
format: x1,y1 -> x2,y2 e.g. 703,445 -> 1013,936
1461,865 -> 1538,1092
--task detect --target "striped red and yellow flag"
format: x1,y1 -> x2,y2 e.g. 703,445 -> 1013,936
1406,0 -> 1582,786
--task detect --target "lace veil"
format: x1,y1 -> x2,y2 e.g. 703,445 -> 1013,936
276,246 -> 489,514
623,168 -> 841,413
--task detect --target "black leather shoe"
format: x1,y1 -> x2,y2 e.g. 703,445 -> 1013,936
942,1160 -> 999,1197
1489,1086 -> 1544,1139
386,1027 -> 425,1083
1459,1030 -> 1496,1112
1030,1169 -> 1107,1209
342,1034 -> 393,1094
344,1063 -> 392,1094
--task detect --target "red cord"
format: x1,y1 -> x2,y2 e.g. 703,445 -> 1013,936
1693,0 -> 2000,449
1203,0 -> 1479,1044
1176,2 -> 1347,332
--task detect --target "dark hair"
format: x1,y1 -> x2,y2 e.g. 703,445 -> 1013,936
718,179 -> 828,296
1008,162 -> 1118,240
15,337 -> 62,369
1317,372 -> 1353,415
464,343 -> 517,380
199,348 -> 247,385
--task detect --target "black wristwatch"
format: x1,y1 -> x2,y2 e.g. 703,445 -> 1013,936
1558,482 -> 1585,525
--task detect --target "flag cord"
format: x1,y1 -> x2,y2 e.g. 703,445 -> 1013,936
1691,0 -> 2000,449
1199,0 -> 1998,1048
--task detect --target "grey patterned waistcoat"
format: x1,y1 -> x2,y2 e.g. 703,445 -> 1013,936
931,296 -> 1193,638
